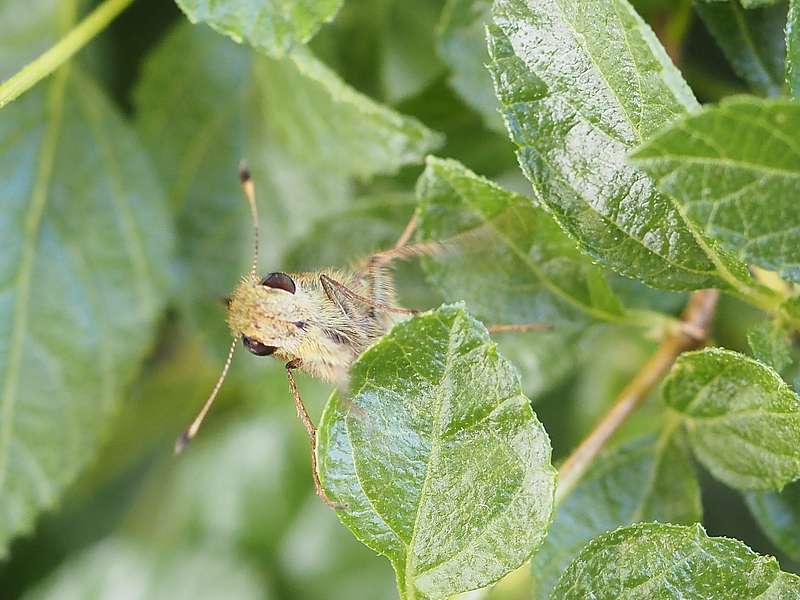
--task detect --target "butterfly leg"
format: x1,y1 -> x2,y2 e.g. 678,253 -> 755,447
285,359 -> 345,509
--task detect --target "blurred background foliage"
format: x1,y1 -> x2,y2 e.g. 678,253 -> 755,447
1,0 -> 799,598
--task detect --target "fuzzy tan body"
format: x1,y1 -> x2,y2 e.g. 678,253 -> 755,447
226,266 -> 401,385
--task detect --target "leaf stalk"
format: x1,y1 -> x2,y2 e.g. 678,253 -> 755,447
555,289 -> 719,504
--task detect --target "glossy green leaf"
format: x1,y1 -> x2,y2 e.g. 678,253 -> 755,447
318,305 -> 556,600
789,0 -> 800,97
0,60 -> 173,553
632,97 -> 800,283
663,348 -> 800,490
552,522 -> 800,599
174,0 -> 343,57
531,432 -> 701,600
134,24 -> 439,346
748,320 -> 793,373
416,157 -> 625,325
746,480 -> 800,561
695,0 -> 786,97
436,0 -> 504,131
487,0 -> 735,291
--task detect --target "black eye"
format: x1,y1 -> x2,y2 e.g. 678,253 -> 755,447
242,335 -> 277,356
260,272 -> 295,294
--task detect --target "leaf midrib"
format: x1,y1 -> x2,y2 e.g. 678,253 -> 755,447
404,312 -> 459,599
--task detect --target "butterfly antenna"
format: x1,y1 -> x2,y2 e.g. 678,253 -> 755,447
239,161 -> 260,279
175,336 -> 238,453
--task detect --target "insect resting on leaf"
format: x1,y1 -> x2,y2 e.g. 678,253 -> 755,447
175,163 -> 549,508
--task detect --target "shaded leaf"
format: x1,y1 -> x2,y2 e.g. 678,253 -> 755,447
741,0 -> 785,8
0,0 -> 62,80
492,328 -> 583,398
436,0 -> 504,131
746,480 -> 800,561
381,0 -> 447,102
285,193 -> 418,270
265,47 -> 443,178
663,347 -> 800,490
531,431 -> 701,600
487,0 -> 735,290
695,0 -> 786,97
748,320 -> 793,373
0,29 -> 173,553
283,192 -> 438,310
24,539 -> 264,600
309,0 -> 446,103
174,0 -> 343,57
416,157 -> 625,325
552,522 -> 800,599
632,97 -> 800,283
318,305 -> 556,600
789,0 -> 800,97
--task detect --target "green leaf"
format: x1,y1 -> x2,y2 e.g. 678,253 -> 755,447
285,193 -> 418,270
632,97 -> 800,283
24,539 -> 264,600
266,47 -> 443,178
0,0 -> 62,79
0,61 -> 173,553
436,0 -> 504,132
134,24 -> 439,346
381,0 -> 447,102
551,522 -> 800,599
487,0 -> 736,291
748,320 -> 793,373
318,305 -> 556,600
174,0 -> 343,57
663,347 -> 800,491
741,0 -> 785,8
695,0 -> 787,97
531,431 -> 701,600
746,480 -> 800,561
416,157 -> 625,325
309,0 -> 446,104
788,0 -> 800,97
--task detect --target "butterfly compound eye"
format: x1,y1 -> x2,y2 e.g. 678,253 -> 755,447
260,272 -> 296,294
242,335 -> 277,356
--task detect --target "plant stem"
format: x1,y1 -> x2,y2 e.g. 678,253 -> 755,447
555,289 -> 719,504
0,0 -> 135,110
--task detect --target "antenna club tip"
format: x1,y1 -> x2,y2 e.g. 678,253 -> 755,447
174,431 -> 191,454
238,161 -> 251,183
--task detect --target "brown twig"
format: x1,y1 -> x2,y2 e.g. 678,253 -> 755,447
555,289 -> 719,504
